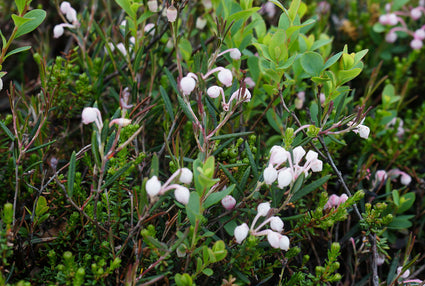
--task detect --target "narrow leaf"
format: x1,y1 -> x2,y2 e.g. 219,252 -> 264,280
67,151 -> 76,198
0,121 -> 15,141
160,86 -> 174,118
290,175 -> 331,202
102,161 -> 133,189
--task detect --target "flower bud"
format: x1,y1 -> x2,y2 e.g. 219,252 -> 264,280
269,145 -> 287,166
116,43 -> 127,56
411,7 -> 422,20
0,78 -> 3,91
81,107 -> 101,125
385,32 -> 397,43
60,1 -> 72,14
221,195 -> 236,210
292,146 -> 306,165
244,77 -> 256,88
234,223 -> 249,244
358,124 -> 370,139
270,216 -> 284,232
400,173 -> 412,185
65,7 -> 77,23
414,29 -> 425,40
257,202 -> 271,217
339,194 -> 348,204
180,76 -> 196,95
53,25 -> 65,38
146,176 -> 161,197
218,68 -> 233,87
306,150 -> 318,162
397,267 -> 410,279
310,159 -> 323,172
167,5 -> 178,22
174,185 -> 190,205
267,231 -> 280,248
278,168 -> 293,188
110,118 -> 132,127
196,17 -> 207,30
410,38 -> 423,50
263,165 -> 278,185
147,0 -> 158,12
229,48 -> 241,60
387,13 -> 398,25
375,170 -> 387,182
207,85 -> 221,98
144,23 -> 155,35
279,235 -> 290,250
178,168 -> 193,184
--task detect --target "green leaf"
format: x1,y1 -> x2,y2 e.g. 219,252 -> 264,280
35,196 -> 49,217
288,0 -> 301,22
244,141 -> 258,179
12,14 -> 31,28
269,0 -> 285,11
16,0 -> 26,14
102,161 -> 133,189
177,96 -> 197,123
387,215 -> 414,230
392,190 -> 400,207
202,268 -> 213,276
186,192 -> 202,226
203,185 -> 235,209
209,131 -> 253,141
227,7 -> 260,23
212,240 -> 227,261
179,38 -> 193,63
160,86 -> 174,119
323,52 -> 343,70
397,192 -> 415,214
337,68 -> 361,85
300,52 -> 324,77
67,151 -> 76,198
0,121 -> 15,141
115,0 -> 136,19
290,175 -> 331,202
15,9 -> 46,38
4,46 -> 31,60
269,29 -> 287,62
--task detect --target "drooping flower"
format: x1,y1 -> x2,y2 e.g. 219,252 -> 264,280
217,69 -> 233,87
174,185 -> 190,205
257,202 -> 271,217
109,118 -> 132,127
263,165 -> 278,185
167,5 -> 178,22
146,176 -> 162,197
180,74 -> 197,95
178,168 -> 193,184
269,216 -> 284,232
81,107 -> 103,130
221,195 -> 236,210
277,168 -> 293,188
147,0 -> 158,12
234,223 -> 249,244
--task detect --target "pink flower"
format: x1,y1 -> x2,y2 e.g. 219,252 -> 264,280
385,32 -> 398,43
410,38 -> 423,50
234,223 -> 249,244
217,69 -> 233,87
221,195 -> 236,210
166,5 -> 178,22
263,165 -> 278,185
82,107 -> 103,130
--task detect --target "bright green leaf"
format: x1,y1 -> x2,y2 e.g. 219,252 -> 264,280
15,9 -> 46,38
300,51 -> 324,76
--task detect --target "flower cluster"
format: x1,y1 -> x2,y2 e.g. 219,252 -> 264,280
263,145 -> 323,188
234,202 -> 289,250
379,3 -> 425,50
81,107 -> 131,129
348,118 -> 370,139
53,1 -> 79,38
145,168 -> 193,205
324,193 -> 348,210
179,48 -> 251,111
374,168 -> 412,187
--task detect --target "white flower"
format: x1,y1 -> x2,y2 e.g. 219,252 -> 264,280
53,24 -> 65,38
180,76 -> 197,95
410,38 -> 423,50
144,23 -> 155,35
65,7 -> 77,23
310,159 -> 323,172
358,124 -> 370,139
60,1 -> 72,14
147,0 -> 158,12
221,195 -> 236,210
414,29 -> 425,40
207,85 -> 221,98
339,194 -> 348,204
244,77 -> 256,88
397,267 -> 410,279
411,7 -> 422,20
174,185 -> 190,205
146,176 -> 161,197
278,235 -> 290,251
234,223 -> 249,244
263,165 -> 278,185
277,168 -> 292,188
269,146 -> 288,166
230,87 -> 251,102
229,48 -> 241,60
178,168 -> 193,184
0,78 -> 2,91
305,150 -> 318,162
196,17 -> 207,30
269,216 -> 284,232
400,173 -> 412,185
116,43 -> 127,56
266,231 -> 281,248
375,170 -> 387,182
218,69 -> 233,87
109,118 -> 132,127
81,107 -> 102,130
257,202 -> 271,217
292,146 -> 306,165
167,6 -> 178,22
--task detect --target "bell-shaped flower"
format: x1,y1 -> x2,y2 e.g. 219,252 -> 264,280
167,5 -> 178,22
292,146 -> 306,165
207,85 -> 221,98
109,118 -> 132,127
263,165 -> 278,185
229,48 -> 241,60
82,107 -> 103,130
411,7 -> 422,20
269,216 -> 284,232
217,69 -> 233,87
266,230 -> 281,248
277,168 -> 293,188
400,173 -> 412,185
178,168 -> 193,184
279,235 -> 290,251
146,176 -> 162,197
234,223 -> 249,244
221,195 -> 236,210
147,0 -> 158,12
230,87 -> 251,103
180,76 -> 197,95
385,32 -> 397,43
144,23 -> 155,35
339,194 -> 348,204
257,202 -> 271,217
269,146 -> 287,166
410,38 -> 423,50
174,185 -> 190,205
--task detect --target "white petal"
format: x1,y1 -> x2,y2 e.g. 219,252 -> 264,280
234,223 -> 249,244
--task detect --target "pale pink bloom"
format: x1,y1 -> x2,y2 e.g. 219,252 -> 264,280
229,48 -> 241,60
410,38 -> 423,50
262,2 -> 276,18
397,267 -> 410,279
324,194 -> 340,209
292,146 -> 306,165
277,168 -> 293,188
319,93 -> 326,105
379,13 -> 398,26
269,146 -> 288,166
266,230 -> 281,248
116,43 -> 127,56
279,234 -> 290,250
144,23 -> 155,35
174,185 -> 190,205
339,194 -> 348,204
244,77 -> 256,88
230,87 -> 251,102
411,7 -> 422,20
178,168 -> 193,184
207,85 -> 221,98
218,69 -> 233,87
147,0 -> 158,12
221,195 -> 236,210
257,202 -> 271,217
400,173 -> 412,185
60,1 -> 71,14
53,23 -> 74,38
386,32 -> 398,43
180,76 -> 197,95
167,5 -> 178,22
269,216 -> 284,232
196,17 -> 207,30
375,170 -> 388,183
414,29 -> 425,40
109,118 -> 131,127
82,107 -> 103,129
234,223 -> 249,244
376,254 -> 386,266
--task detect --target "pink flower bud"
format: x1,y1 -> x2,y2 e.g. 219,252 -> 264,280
207,85 -> 221,98
410,38 -> 423,50
178,168 -> 193,184
376,254 -> 386,266
387,13 -> 398,25
110,118 -> 132,127
229,48 -> 241,60
269,145 -> 287,166
411,7 -> 422,20
60,1 -> 72,14
375,170 -> 387,182
65,7 -> 77,23
415,29 -> 425,40
385,32 -> 397,43
234,223 -> 249,243
174,185 -> 190,205
146,176 -> 161,197
397,267 -> 410,279
82,107 -> 102,125
257,202 -> 271,217
339,194 -> 348,204
244,77 -> 256,88
270,216 -> 284,232
400,173 -> 412,185
53,25 -> 65,38
263,165 -> 278,185
278,168 -> 293,188
221,195 -> 236,210
325,194 -> 339,209
379,14 -> 388,25
218,69 -> 233,87
167,5 -> 178,22
310,159 -> 323,172
147,0 -> 158,12
180,76 -> 197,95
